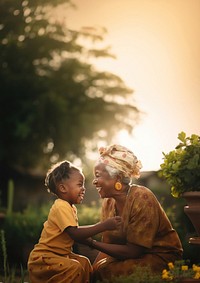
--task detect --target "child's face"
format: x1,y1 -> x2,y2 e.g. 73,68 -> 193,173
61,170 -> 86,205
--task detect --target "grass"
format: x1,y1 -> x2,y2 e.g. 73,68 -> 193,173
0,229 -> 29,283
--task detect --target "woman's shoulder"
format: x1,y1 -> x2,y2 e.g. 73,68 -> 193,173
128,184 -> 157,201
130,184 -> 152,194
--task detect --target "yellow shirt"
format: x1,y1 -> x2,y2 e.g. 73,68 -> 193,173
33,199 -> 78,255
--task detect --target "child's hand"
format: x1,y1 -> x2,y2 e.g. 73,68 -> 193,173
103,216 -> 122,231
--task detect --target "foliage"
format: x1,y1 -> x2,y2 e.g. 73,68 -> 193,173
2,203 -> 51,266
159,132 -> 200,197
4,202 -> 51,244
6,179 -> 14,216
162,260 -> 200,281
0,229 -> 28,283
76,201 -> 101,225
0,230 -> 8,281
0,0 -> 139,173
97,265 -> 162,283
97,261 -> 200,283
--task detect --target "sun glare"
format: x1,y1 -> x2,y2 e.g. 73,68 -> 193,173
115,127 -> 163,172
59,0 -> 200,171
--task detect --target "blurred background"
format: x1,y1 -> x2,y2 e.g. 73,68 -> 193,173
0,0 -> 199,272
66,0 -> 200,171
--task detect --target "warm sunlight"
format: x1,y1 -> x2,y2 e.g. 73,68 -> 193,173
63,0 -> 200,171
114,126 -> 164,172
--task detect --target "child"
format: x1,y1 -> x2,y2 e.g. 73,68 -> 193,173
28,160 -> 122,283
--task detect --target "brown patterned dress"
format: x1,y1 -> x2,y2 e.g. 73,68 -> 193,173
93,185 -> 183,281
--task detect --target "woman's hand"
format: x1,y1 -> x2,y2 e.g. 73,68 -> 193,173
77,237 -> 94,247
103,216 -> 122,231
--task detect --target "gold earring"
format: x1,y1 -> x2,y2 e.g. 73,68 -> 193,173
115,182 -> 122,191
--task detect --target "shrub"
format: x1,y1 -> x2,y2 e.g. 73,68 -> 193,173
159,131 -> 200,197
97,265 -> 162,283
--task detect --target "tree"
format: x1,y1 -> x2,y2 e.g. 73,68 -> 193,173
0,0 -> 140,175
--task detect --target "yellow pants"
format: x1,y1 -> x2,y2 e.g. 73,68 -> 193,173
28,250 -> 92,283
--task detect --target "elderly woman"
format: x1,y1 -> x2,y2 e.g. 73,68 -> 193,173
88,144 -> 183,282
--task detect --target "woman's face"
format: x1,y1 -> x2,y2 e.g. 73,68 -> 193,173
93,163 -> 117,198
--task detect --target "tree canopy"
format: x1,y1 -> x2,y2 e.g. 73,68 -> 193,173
0,0 -> 140,174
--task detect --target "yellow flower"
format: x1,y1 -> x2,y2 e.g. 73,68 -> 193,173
163,261 -> 200,282
181,265 -> 188,271
193,264 -> 200,272
168,262 -> 174,270
162,273 -> 168,279
194,272 -> 200,279
162,270 -> 173,281
162,269 -> 168,274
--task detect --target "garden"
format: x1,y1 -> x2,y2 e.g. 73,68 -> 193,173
0,132 -> 200,282
0,175 -> 199,282
1,0 -> 199,281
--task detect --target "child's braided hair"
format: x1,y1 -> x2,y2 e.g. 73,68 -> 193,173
45,160 -> 80,195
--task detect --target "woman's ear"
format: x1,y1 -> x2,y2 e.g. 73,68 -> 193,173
116,174 -> 122,183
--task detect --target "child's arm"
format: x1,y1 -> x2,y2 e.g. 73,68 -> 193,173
65,216 -> 122,242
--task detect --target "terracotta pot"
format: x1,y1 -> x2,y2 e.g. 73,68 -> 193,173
182,192 -> 200,245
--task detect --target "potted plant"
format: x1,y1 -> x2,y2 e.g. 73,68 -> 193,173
159,131 -> 200,243
159,131 -> 200,198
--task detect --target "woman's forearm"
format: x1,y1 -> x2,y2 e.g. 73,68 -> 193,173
93,251 -> 108,266
91,240 -> 145,260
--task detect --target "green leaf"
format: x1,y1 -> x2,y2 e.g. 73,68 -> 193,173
178,131 -> 186,143
187,154 -> 199,169
171,187 -> 180,198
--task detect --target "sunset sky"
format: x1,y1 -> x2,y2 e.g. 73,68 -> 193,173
63,0 -> 200,171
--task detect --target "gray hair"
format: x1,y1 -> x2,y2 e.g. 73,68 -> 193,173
105,165 -> 131,185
